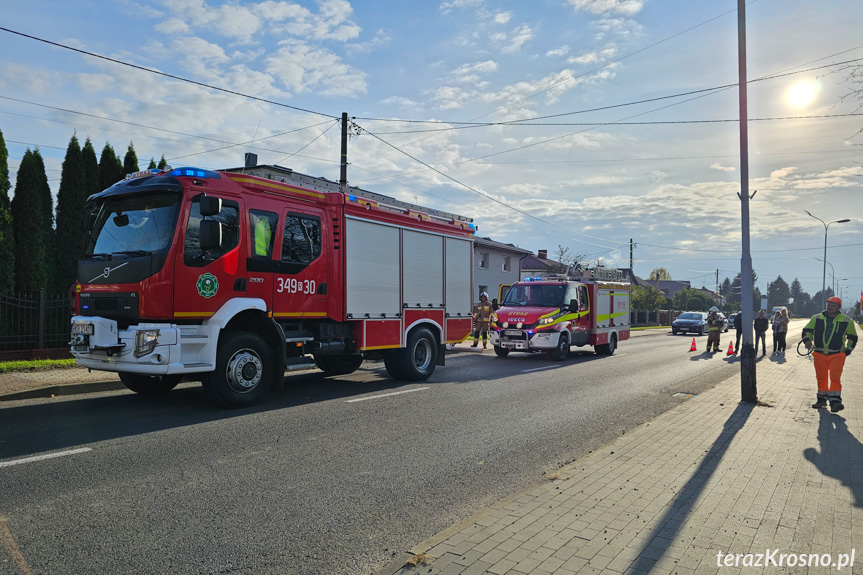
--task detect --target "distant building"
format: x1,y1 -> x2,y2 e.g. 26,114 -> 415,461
519,249 -> 570,280
473,237 -> 532,302
641,279 -> 692,300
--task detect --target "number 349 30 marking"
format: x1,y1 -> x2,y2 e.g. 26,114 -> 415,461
277,278 -> 316,294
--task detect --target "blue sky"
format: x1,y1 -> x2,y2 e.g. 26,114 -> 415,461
2,0 -> 862,303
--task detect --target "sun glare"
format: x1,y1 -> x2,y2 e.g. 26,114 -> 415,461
786,81 -> 817,108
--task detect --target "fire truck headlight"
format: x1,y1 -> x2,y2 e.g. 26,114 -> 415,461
538,317 -> 554,325
502,322 -> 509,328
516,322 -> 523,329
134,329 -> 160,358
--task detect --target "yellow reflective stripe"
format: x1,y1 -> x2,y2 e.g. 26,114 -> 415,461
597,311 -> 627,322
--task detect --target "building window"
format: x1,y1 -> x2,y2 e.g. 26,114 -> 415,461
479,252 -> 489,269
502,256 -> 511,272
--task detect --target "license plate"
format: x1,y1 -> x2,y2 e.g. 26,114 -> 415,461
504,329 -> 523,336
71,323 -> 94,335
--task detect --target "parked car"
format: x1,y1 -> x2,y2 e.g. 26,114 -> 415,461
672,312 -> 709,335
727,312 -> 739,329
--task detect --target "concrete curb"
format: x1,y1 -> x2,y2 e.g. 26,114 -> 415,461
0,380 -> 126,401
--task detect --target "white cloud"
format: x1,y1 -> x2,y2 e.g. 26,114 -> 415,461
711,164 -> 736,172
770,167 -> 797,179
492,11 -> 512,24
568,46 -> 616,65
568,0 -> 645,16
491,24 -> 533,53
265,41 -> 367,97
547,46 -> 570,57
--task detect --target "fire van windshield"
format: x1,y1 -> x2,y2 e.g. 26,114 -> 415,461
502,284 -> 565,307
85,192 -> 181,258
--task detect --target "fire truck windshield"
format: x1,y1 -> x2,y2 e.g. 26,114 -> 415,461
85,192 -> 181,257
502,284 -> 564,307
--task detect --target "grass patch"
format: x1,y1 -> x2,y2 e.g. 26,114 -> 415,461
0,359 -> 77,374
406,553 -> 433,567
631,325 -> 669,331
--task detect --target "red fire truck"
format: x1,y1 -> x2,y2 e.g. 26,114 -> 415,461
69,163 -> 475,407
489,272 -> 630,360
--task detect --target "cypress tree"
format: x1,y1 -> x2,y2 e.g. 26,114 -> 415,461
157,155 -> 167,170
99,143 -> 123,191
0,129 -> 14,292
54,134 -> 86,291
81,138 -> 100,200
148,157 -> 157,169
122,142 -> 139,177
32,149 -> 56,291
11,150 -> 48,292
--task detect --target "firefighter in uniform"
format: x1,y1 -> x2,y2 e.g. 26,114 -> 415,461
706,306 -> 722,353
472,292 -> 494,349
803,296 -> 857,412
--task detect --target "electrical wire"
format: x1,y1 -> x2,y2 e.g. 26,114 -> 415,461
0,27 -> 337,120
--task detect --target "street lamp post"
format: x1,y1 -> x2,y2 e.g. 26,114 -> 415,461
805,211 -> 850,311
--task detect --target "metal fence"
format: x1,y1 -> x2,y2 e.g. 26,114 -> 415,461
0,290 -> 71,351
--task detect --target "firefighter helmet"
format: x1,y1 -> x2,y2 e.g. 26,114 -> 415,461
480,292 -> 489,300
709,306 -> 719,312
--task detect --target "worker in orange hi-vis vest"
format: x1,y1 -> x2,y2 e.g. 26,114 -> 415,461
803,297 -> 858,413
472,292 -> 494,349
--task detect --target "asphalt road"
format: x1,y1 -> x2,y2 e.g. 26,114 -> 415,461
0,329 -> 749,575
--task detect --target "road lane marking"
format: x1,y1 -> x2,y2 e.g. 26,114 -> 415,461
346,387 -> 429,403
522,365 -> 562,373
0,514 -> 31,575
0,448 -> 92,468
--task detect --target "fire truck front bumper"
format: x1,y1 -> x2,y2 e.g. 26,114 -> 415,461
490,329 -> 562,351
70,316 -> 210,375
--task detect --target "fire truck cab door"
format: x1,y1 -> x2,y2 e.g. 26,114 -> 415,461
272,209 -> 328,321
569,284 -> 591,346
174,195 -> 242,319
244,208 -> 279,305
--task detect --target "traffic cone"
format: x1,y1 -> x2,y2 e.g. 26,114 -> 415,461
727,341 -> 734,356
689,338 -> 697,352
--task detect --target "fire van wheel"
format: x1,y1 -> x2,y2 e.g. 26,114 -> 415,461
203,332 -> 274,408
493,345 -> 510,357
550,334 -> 570,361
395,328 -> 438,381
315,354 -> 364,376
596,333 -> 617,356
119,373 -> 182,395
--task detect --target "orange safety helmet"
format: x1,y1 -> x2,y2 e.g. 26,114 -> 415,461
827,296 -> 842,304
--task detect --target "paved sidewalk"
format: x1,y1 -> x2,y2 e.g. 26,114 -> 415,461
381,347 -> 863,574
0,367 -> 122,400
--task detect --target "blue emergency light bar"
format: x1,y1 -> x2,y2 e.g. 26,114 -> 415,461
169,167 -> 220,179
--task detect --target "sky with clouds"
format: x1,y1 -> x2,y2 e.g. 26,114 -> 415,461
1,0 -> 862,302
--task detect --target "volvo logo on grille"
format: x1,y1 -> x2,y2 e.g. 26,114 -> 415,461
89,262 -> 129,283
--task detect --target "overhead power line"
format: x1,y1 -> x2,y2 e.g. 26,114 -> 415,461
0,26 -> 337,120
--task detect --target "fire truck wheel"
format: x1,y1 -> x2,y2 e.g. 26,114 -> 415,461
203,331 -> 274,408
493,345 -> 510,357
119,373 -> 182,395
596,333 -> 617,356
551,334 -> 570,361
315,354 -> 364,376
397,327 -> 438,381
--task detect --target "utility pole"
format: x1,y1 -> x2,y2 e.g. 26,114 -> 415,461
630,239 -> 634,274
339,112 -> 349,191
737,0 -> 757,403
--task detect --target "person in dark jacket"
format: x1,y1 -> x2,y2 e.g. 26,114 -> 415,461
753,310 -> 769,355
733,312 -> 742,353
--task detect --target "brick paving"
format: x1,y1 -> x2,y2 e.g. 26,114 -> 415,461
383,340 -> 863,574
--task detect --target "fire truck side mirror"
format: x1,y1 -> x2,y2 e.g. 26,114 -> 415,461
492,298 -> 499,310
200,219 -> 222,251
199,195 -> 222,217
568,299 -> 578,311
